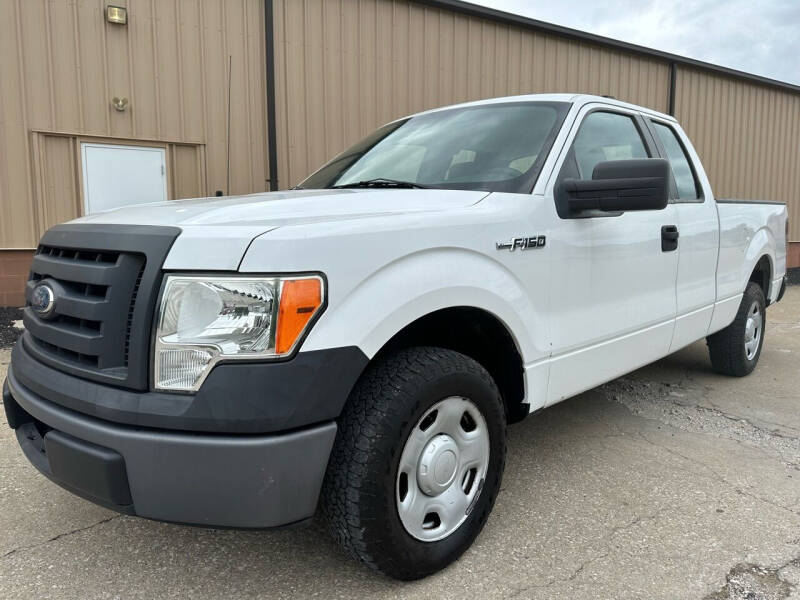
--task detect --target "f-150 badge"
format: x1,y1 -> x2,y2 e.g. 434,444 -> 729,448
496,236 -> 546,251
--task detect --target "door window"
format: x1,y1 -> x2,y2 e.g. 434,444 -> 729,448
560,111 -> 650,181
650,122 -> 701,201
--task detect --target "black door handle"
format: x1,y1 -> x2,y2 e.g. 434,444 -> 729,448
661,225 -> 679,252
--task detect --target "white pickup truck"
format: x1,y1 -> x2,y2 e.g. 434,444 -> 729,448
4,94 -> 788,579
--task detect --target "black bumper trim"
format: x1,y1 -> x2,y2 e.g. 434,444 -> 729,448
5,371 -> 337,528
12,335 -> 368,433
16,422 -> 135,511
3,378 -> 26,429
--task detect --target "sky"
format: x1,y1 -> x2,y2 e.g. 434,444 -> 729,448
473,0 -> 800,86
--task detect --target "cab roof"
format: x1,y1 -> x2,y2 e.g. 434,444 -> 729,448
407,93 -> 677,123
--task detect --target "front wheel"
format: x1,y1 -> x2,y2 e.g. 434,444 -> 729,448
321,347 -> 506,580
707,281 -> 766,376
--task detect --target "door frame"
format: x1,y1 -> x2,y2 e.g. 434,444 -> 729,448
29,130 -> 208,235
542,102 -> 662,205
76,137 -> 171,215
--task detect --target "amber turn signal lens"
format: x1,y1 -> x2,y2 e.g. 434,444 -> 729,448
275,278 -> 323,354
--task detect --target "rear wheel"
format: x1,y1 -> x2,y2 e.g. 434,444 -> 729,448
321,347 -> 506,580
707,281 -> 766,376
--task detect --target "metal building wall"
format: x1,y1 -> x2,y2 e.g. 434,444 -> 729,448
2,0 -> 799,306
272,0 -> 672,188
0,0 -> 269,252
674,66 -> 800,241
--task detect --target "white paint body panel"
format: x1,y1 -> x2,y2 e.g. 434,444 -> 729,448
715,203 -> 787,306
70,94 -> 788,411
240,192 -> 552,405
73,188 -> 486,271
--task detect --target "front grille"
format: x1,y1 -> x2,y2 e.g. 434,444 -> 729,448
123,263 -> 146,365
21,224 -> 181,391
25,246 -> 146,374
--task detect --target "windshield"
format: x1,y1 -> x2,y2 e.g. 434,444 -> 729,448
298,101 -> 570,193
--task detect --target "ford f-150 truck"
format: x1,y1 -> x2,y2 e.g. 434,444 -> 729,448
3,94 -> 788,579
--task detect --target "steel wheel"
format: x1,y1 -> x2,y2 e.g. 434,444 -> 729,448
396,396 -> 490,542
744,300 -> 762,360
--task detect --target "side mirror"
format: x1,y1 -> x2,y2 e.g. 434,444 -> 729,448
562,158 -> 670,215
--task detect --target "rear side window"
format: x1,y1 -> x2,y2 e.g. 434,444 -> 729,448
651,122 -> 701,201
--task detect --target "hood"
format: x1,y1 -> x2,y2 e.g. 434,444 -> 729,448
71,188 -> 488,270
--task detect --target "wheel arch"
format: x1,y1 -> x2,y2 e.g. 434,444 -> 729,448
741,227 -> 775,300
749,254 -> 772,302
302,247 -> 545,361
301,248 -> 546,421
374,306 -> 528,423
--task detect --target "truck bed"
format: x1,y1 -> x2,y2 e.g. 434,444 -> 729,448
716,199 -> 786,206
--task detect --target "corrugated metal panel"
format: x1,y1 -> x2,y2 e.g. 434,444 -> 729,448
273,0 -> 672,188
0,0 -> 269,248
171,144 -> 205,200
3,0 -> 799,251
675,67 -> 800,240
34,135 -> 80,233
28,134 -> 208,237
0,0 -> 37,247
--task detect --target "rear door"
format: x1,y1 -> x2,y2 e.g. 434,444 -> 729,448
645,119 -> 719,351
543,104 -> 679,404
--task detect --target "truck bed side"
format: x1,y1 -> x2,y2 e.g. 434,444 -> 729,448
715,199 -> 787,312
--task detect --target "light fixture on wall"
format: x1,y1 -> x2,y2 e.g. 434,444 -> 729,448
112,97 -> 129,112
106,5 -> 127,25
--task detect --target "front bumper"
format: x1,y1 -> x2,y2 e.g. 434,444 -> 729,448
12,333 -> 367,434
4,369 -> 336,528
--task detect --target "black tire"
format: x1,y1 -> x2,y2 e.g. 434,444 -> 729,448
320,346 -> 507,580
707,281 -> 766,377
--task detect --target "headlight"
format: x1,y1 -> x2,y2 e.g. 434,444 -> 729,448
154,275 -> 324,391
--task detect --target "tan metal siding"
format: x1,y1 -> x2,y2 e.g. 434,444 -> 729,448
675,67 -> 800,240
171,144 -> 206,200
0,0 -> 37,248
0,0 -> 269,249
33,135 -> 80,233
3,0 -> 799,253
273,0 -> 671,188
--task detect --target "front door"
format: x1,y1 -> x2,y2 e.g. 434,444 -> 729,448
544,105 -> 679,404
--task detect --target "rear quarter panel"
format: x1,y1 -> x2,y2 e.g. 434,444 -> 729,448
716,201 -> 787,303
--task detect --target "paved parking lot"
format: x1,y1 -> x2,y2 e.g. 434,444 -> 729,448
1,289 -> 799,599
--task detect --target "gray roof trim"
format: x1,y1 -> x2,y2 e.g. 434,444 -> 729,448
422,0 -> 800,95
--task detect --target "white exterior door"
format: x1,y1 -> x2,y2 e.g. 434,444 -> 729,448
542,105 -> 679,405
645,119 -> 719,352
81,143 -> 167,214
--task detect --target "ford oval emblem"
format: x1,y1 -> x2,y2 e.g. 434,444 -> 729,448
31,282 -> 56,318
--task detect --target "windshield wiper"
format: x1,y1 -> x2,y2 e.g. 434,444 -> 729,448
332,178 -> 429,189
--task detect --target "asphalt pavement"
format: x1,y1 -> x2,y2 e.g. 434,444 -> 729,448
1,290 -> 799,599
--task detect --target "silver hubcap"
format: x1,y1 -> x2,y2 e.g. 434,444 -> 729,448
396,396 -> 490,542
744,301 -> 762,360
